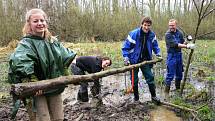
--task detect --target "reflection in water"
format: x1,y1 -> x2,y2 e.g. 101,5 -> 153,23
150,106 -> 182,121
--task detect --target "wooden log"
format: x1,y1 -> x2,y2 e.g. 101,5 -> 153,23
11,58 -> 163,98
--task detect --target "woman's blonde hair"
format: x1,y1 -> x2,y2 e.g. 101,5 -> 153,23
22,8 -> 52,39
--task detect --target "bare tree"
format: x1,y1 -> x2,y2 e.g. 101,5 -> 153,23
180,0 -> 215,95
148,0 -> 157,17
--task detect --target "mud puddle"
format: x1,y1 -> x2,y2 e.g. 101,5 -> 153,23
150,106 -> 182,121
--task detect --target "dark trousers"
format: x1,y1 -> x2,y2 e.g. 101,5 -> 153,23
131,64 -> 156,100
71,64 -> 100,102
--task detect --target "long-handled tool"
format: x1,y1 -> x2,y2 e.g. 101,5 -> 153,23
130,68 -> 134,93
124,69 -> 134,94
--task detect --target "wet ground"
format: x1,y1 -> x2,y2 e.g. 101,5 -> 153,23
0,72 -> 184,121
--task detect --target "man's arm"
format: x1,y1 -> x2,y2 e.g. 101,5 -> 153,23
152,35 -> 161,56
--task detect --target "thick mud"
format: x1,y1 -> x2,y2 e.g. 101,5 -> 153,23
0,73 -> 183,121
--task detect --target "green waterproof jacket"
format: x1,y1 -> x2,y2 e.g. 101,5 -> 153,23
8,35 -> 76,95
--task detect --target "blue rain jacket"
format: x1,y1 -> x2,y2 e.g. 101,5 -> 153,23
122,27 -> 161,64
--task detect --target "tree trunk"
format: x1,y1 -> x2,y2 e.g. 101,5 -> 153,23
11,59 -> 162,98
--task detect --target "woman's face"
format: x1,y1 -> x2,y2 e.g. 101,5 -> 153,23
102,60 -> 111,69
29,13 -> 47,37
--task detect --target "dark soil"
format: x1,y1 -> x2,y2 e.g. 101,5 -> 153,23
0,74 -> 155,121
0,95 -> 153,121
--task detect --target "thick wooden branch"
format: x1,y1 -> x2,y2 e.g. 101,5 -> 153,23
11,58 -> 163,98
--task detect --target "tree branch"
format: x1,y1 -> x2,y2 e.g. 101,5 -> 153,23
161,101 -> 197,113
201,0 -> 212,19
195,29 -> 215,39
192,0 -> 200,15
11,58 -> 163,98
199,0 -> 205,18
201,8 -> 215,19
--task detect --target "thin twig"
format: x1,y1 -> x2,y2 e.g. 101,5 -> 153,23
195,29 -> 215,39
161,101 -> 197,113
191,112 -> 201,121
199,0 -> 205,18
201,0 -> 213,19
193,0 -> 200,15
74,113 -> 84,121
201,8 -> 215,19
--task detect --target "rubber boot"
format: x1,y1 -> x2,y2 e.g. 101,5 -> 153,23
175,80 -> 181,90
164,85 -> 170,101
133,86 -> 139,101
148,84 -> 161,105
77,91 -> 89,102
175,80 -> 181,96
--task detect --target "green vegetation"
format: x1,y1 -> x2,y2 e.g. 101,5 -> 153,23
198,106 -> 215,121
0,0 -> 215,46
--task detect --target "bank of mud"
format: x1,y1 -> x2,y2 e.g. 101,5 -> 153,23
0,74 -> 184,121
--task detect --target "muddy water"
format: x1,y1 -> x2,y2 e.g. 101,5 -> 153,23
62,73 -> 183,120
150,106 -> 182,121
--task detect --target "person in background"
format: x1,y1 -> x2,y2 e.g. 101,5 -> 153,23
122,17 -> 162,104
71,56 -> 112,107
164,19 -> 195,99
8,8 -> 76,121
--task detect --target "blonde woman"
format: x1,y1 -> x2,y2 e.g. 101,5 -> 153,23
8,8 -> 76,121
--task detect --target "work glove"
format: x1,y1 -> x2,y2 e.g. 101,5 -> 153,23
186,35 -> 193,41
187,43 -> 196,49
124,57 -> 130,66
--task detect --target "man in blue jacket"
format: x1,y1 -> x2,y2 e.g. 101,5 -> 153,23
122,17 -> 161,104
164,19 -> 195,98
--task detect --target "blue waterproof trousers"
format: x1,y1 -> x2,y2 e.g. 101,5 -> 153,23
165,52 -> 183,86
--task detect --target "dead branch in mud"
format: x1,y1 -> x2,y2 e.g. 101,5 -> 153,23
161,100 -> 208,121
74,113 -> 84,121
191,112 -> 201,121
11,58 -> 163,98
161,100 -> 203,121
180,0 -> 215,95
161,101 -> 197,113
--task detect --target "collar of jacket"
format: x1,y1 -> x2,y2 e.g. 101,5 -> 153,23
23,34 -> 44,40
139,27 -> 151,37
